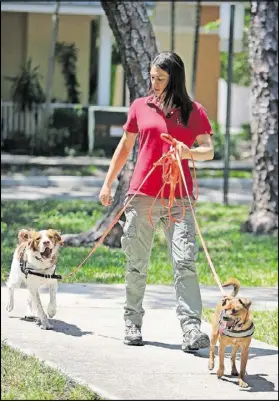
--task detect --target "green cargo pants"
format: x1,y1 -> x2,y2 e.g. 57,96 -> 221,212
121,195 -> 202,334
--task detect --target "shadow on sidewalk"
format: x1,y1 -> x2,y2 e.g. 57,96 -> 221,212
220,373 -> 277,393
144,341 -> 278,360
144,340 -> 181,350
50,319 -> 93,337
17,316 -> 93,337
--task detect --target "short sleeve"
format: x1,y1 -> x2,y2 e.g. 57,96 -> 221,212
191,104 -> 213,138
123,100 -> 138,134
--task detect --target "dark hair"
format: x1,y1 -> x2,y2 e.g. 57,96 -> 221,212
149,51 -> 193,127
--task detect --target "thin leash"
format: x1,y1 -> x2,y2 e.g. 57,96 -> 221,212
64,134 -> 226,297
161,133 -> 226,297
63,150 -> 172,280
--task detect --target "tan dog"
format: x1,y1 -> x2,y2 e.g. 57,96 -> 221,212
6,229 -> 64,330
208,278 -> 254,388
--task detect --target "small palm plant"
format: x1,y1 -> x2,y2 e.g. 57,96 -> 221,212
4,59 -> 45,153
5,58 -> 45,111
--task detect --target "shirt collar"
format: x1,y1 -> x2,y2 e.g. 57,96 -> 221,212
146,95 -> 179,114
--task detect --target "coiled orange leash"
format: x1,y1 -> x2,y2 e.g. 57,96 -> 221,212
161,134 -> 226,296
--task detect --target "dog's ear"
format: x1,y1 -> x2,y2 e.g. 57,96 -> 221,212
18,229 -> 31,244
222,296 -> 230,307
53,230 -> 64,246
239,298 -> 252,310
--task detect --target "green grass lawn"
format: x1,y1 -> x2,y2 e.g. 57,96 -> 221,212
1,342 -> 101,400
1,200 -> 277,286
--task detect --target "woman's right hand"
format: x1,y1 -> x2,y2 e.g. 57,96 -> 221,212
99,184 -> 112,206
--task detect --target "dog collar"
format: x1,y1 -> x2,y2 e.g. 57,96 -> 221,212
218,310 -> 255,338
220,322 -> 255,338
20,248 -> 62,280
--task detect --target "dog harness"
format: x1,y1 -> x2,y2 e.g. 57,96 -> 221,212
218,310 -> 255,338
20,248 -> 62,280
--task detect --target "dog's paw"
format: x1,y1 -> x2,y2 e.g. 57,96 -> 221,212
217,368 -> 224,378
238,379 -> 249,388
47,305 -> 56,318
6,302 -> 14,312
208,360 -> 214,371
6,301 -> 14,312
40,321 -> 53,330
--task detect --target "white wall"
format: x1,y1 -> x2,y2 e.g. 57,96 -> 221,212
218,78 -> 251,130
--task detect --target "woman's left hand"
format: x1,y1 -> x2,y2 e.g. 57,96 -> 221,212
174,140 -> 190,160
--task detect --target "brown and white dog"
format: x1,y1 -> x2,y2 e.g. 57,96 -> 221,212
208,278 -> 254,388
6,229 -> 64,330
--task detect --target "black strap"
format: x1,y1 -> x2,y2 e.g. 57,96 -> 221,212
23,268 -> 62,280
20,251 -> 62,280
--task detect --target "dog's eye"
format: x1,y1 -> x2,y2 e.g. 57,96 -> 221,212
232,309 -> 238,314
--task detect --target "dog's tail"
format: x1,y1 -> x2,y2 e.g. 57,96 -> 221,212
222,278 -> 240,297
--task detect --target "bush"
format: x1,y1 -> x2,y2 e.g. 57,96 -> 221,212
1,131 -> 32,155
239,123 -> 252,141
210,120 -> 240,160
42,106 -> 88,156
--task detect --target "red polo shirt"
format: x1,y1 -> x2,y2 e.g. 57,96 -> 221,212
123,95 -> 213,198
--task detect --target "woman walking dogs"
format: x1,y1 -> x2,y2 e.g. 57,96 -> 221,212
99,51 -> 214,352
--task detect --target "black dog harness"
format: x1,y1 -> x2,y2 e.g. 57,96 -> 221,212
20,248 -> 62,280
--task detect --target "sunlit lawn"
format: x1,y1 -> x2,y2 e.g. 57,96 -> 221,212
1,342 -> 102,400
1,200 -> 278,286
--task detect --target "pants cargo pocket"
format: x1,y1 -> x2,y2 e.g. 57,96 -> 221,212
121,208 -> 137,257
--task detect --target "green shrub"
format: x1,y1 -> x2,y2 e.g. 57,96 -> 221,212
210,120 -> 240,160
43,106 -> 88,156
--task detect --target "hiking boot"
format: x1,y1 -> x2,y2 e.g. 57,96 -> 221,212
124,324 -> 143,346
182,328 -> 210,352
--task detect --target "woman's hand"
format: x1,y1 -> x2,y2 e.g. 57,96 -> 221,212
161,133 -> 191,160
99,184 -> 112,206
174,141 -> 190,160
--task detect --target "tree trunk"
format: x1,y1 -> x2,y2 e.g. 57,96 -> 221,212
63,1 -> 158,247
242,1 -> 278,234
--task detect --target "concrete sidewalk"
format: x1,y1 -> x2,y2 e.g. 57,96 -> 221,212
1,174 -> 253,204
1,153 -> 253,171
0,184 -> 253,204
1,175 -> 252,191
1,284 -> 278,400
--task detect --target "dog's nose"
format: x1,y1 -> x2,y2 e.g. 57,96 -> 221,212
43,240 -> 50,246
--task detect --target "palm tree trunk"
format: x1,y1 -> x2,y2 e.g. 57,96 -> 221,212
63,1 -> 158,247
242,1 -> 278,234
